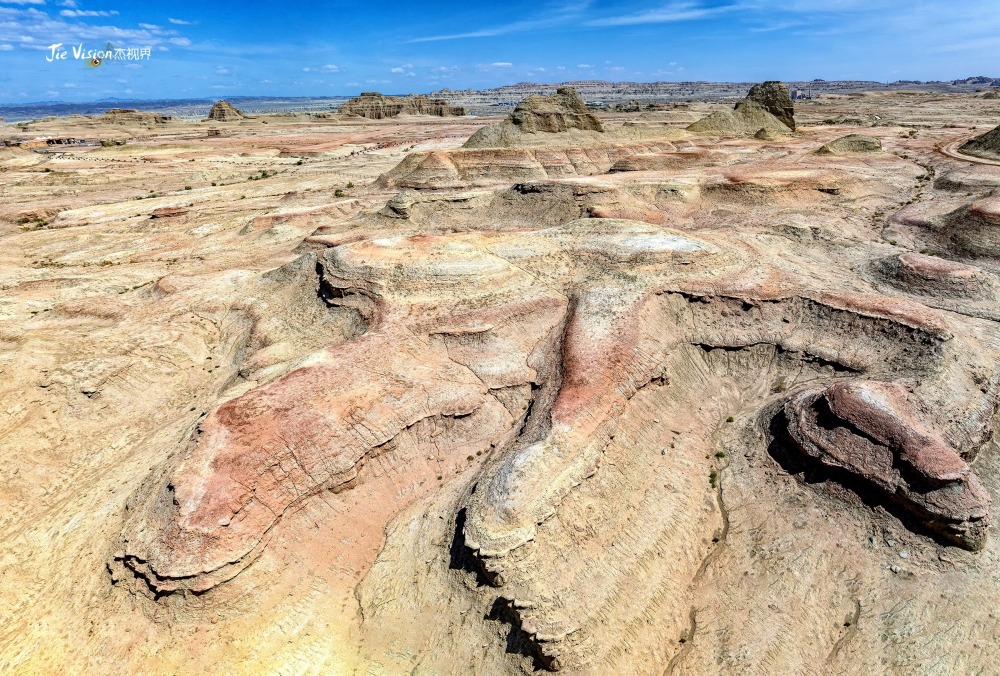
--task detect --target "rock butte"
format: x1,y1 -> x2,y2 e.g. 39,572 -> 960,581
339,91 -> 467,119
205,100 -> 244,122
3,83 -> 1000,674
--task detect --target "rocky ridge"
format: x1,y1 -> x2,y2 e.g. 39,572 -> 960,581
339,92 -> 467,119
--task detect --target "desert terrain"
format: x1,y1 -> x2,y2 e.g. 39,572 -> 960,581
2,86 -> 1000,674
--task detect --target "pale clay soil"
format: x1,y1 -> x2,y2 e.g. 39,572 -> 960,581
2,93 -> 1000,674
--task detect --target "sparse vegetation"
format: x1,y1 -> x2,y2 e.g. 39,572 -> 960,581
248,169 -> 277,181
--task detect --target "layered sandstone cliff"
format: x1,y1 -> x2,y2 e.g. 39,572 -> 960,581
339,92 -> 467,119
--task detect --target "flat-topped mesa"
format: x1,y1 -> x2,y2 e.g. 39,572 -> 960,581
206,100 -> 244,122
339,92 -> 467,119
99,108 -> 176,124
960,124 -> 1000,161
784,380 -> 991,550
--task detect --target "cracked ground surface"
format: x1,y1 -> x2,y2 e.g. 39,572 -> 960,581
4,93 -> 1000,673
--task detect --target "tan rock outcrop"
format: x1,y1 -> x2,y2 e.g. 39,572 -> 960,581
818,134 -> 883,154
464,87 -> 603,148
339,92 -> 466,119
377,142 -> 677,189
99,108 -> 176,125
206,100 -> 244,122
688,81 -> 796,136
687,99 -> 791,136
746,81 -> 796,131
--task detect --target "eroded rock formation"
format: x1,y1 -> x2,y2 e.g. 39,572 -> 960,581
746,80 -> 796,131
206,100 -> 245,122
687,99 -> 791,137
464,87 -> 604,148
960,124 -> 1000,161
117,207 -> 1000,670
10,87 -> 1000,676
99,108 -> 176,125
688,81 -> 796,136
783,380 -> 990,550
339,92 -> 467,119
818,134 -> 883,154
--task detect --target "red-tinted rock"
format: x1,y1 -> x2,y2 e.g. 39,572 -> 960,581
785,380 -> 990,550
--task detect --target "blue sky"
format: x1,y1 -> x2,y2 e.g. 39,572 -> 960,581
0,0 -> 997,102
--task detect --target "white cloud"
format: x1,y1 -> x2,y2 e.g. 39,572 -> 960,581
321,63 -> 340,72
169,37 -> 191,46
138,23 -> 159,30
216,66 -> 229,75
391,66 -> 405,73
302,67 -> 312,72
491,61 -> 512,67
577,63 -> 592,68
58,0 -> 78,6
409,1 -> 592,42
0,43 -> 12,50
168,18 -> 192,25
0,9 -> 181,51
60,9 -> 121,17
586,2 -> 733,26
1,0 -> 45,5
